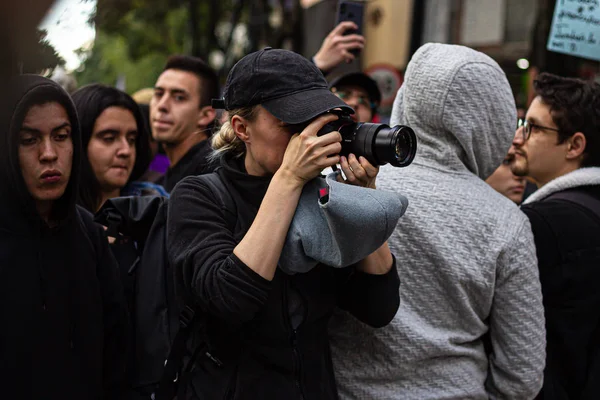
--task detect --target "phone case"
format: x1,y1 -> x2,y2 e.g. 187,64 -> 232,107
336,1 -> 364,36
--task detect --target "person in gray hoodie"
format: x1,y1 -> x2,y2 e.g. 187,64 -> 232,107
329,43 -> 546,399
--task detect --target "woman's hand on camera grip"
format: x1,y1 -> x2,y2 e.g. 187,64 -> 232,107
280,113 -> 342,186
338,154 -> 378,189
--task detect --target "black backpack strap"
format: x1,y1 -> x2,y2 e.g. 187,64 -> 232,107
155,303 -> 224,399
154,305 -> 204,400
546,189 -> 600,222
199,172 -> 238,230
155,173 -> 235,400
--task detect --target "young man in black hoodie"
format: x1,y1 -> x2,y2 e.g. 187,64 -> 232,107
0,75 -> 130,399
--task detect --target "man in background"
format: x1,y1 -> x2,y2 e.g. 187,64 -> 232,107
486,153 -> 527,204
329,72 -> 380,123
150,55 -> 219,192
510,73 -> 600,400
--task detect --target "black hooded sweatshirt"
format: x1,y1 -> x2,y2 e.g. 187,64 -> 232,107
0,75 -> 130,399
167,155 -> 400,399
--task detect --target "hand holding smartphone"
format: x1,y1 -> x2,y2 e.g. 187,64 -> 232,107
312,1 -> 366,72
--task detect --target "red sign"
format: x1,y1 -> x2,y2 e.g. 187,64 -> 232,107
364,64 -> 403,107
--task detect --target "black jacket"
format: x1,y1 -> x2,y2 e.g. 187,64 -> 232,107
522,185 -> 600,400
0,75 -> 130,399
162,139 -> 214,192
166,156 -> 400,400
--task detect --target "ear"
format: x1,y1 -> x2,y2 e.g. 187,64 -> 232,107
197,106 -> 217,128
566,132 -> 586,161
231,115 -> 250,143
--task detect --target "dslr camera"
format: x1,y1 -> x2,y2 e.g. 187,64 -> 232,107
293,110 -> 417,168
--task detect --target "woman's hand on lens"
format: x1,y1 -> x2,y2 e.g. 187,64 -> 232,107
338,154 -> 378,189
280,113 -> 342,186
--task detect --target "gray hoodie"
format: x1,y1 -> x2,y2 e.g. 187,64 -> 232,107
329,43 -> 546,399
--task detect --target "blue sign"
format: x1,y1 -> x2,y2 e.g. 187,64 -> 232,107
547,0 -> 600,62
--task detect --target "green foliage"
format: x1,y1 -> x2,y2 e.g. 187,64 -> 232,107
75,30 -> 165,94
76,0 -> 204,93
76,0 -> 303,91
92,0 -> 230,60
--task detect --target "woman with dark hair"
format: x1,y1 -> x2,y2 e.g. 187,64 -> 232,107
71,84 -> 166,213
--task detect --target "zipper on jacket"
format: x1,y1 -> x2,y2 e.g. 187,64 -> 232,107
291,330 -> 304,400
282,280 -> 305,400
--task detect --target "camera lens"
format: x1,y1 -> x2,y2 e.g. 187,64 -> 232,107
343,123 -> 417,167
388,125 -> 417,167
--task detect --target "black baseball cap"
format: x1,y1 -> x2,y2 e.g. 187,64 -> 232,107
212,48 -> 354,124
329,72 -> 382,106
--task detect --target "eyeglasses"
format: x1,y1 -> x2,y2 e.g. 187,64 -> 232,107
517,118 -> 561,141
332,89 -> 375,108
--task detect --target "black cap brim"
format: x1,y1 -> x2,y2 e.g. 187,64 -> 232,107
328,72 -> 382,105
262,88 -> 354,125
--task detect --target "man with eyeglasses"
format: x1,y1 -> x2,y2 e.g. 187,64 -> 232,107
329,72 -> 381,123
510,72 -> 600,400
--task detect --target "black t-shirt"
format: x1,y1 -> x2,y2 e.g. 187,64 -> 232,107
162,139 -> 215,192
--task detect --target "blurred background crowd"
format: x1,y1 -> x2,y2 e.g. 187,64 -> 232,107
3,0 -> 599,121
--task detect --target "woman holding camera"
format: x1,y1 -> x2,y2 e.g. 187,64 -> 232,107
166,48 -> 399,399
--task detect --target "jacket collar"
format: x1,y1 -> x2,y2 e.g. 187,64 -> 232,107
523,167 -> 600,204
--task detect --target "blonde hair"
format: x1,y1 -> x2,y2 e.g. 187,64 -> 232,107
211,106 -> 259,159
131,88 -> 154,104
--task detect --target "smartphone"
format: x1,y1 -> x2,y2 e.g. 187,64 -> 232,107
336,0 -> 365,55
